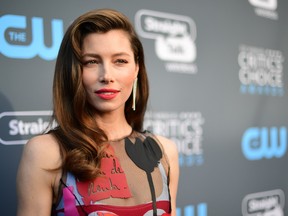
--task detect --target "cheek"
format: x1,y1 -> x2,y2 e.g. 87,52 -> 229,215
122,75 -> 136,91
82,70 -> 97,89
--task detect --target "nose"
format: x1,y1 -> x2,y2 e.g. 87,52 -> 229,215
99,62 -> 114,84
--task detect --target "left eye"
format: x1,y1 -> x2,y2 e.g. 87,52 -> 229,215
115,59 -> 128,64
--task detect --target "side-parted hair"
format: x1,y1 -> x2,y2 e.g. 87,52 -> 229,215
50,9 -> 149,181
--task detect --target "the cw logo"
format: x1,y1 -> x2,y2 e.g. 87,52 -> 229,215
176,203 -> 207,216
0,14 -> 63,60
242,127 -> 287,160
249,0 -> 277,10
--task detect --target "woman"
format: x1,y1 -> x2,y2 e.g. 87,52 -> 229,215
17,8 -> 179,216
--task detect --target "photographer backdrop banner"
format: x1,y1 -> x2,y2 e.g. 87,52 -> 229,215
1,0 -> 288,215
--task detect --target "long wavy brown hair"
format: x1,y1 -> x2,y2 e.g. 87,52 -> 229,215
49,9 -> 149,181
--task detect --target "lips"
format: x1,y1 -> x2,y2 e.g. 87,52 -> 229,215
95,88 -> 120,100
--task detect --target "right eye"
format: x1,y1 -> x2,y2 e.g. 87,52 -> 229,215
83,59 -> 98,65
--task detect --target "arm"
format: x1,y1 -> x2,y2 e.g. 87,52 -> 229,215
156,135 -> 179,216
16,134 -> 61,216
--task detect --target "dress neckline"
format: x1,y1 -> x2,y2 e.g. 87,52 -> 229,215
107,129 -> 135,142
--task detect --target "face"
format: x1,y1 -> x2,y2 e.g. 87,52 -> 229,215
81,30 -> 139,114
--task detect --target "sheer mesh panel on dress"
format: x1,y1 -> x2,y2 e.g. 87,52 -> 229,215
97,131 -> 170,206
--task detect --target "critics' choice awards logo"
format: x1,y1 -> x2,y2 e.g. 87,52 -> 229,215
242,127 -> 287,160
0,111 -> 55,145
248,0 -> 278,20
238,45 -> 284,96
242,189 -> 285,216
0,14 -> 63,60
135,9 -> 197,74
144,111 -> 204,167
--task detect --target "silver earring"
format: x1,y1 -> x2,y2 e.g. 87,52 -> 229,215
132,77 -> 138,111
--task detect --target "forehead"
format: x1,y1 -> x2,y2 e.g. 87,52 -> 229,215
81,30 -> 133,54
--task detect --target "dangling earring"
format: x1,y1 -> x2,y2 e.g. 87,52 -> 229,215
132,77 -> 138,111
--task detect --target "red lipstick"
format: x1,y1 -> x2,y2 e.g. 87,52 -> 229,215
95,88 -> 120,100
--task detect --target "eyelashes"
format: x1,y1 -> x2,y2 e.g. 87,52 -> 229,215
83,59 -> 98,65
82,59 -> 129,66
115,59 -> 128,64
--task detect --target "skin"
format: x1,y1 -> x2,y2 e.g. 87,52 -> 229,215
16,29 -> 179,216
81,30 -> 138,136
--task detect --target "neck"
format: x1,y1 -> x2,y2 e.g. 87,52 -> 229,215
95,111 -> 132,141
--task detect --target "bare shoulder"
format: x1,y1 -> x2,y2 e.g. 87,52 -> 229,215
22,133 -> 61,169
155,135 -> 178,161
17,134 -> 62,215
17,133 -> 62,195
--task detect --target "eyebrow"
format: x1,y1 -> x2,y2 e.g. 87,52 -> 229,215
81,52 -> 132,58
